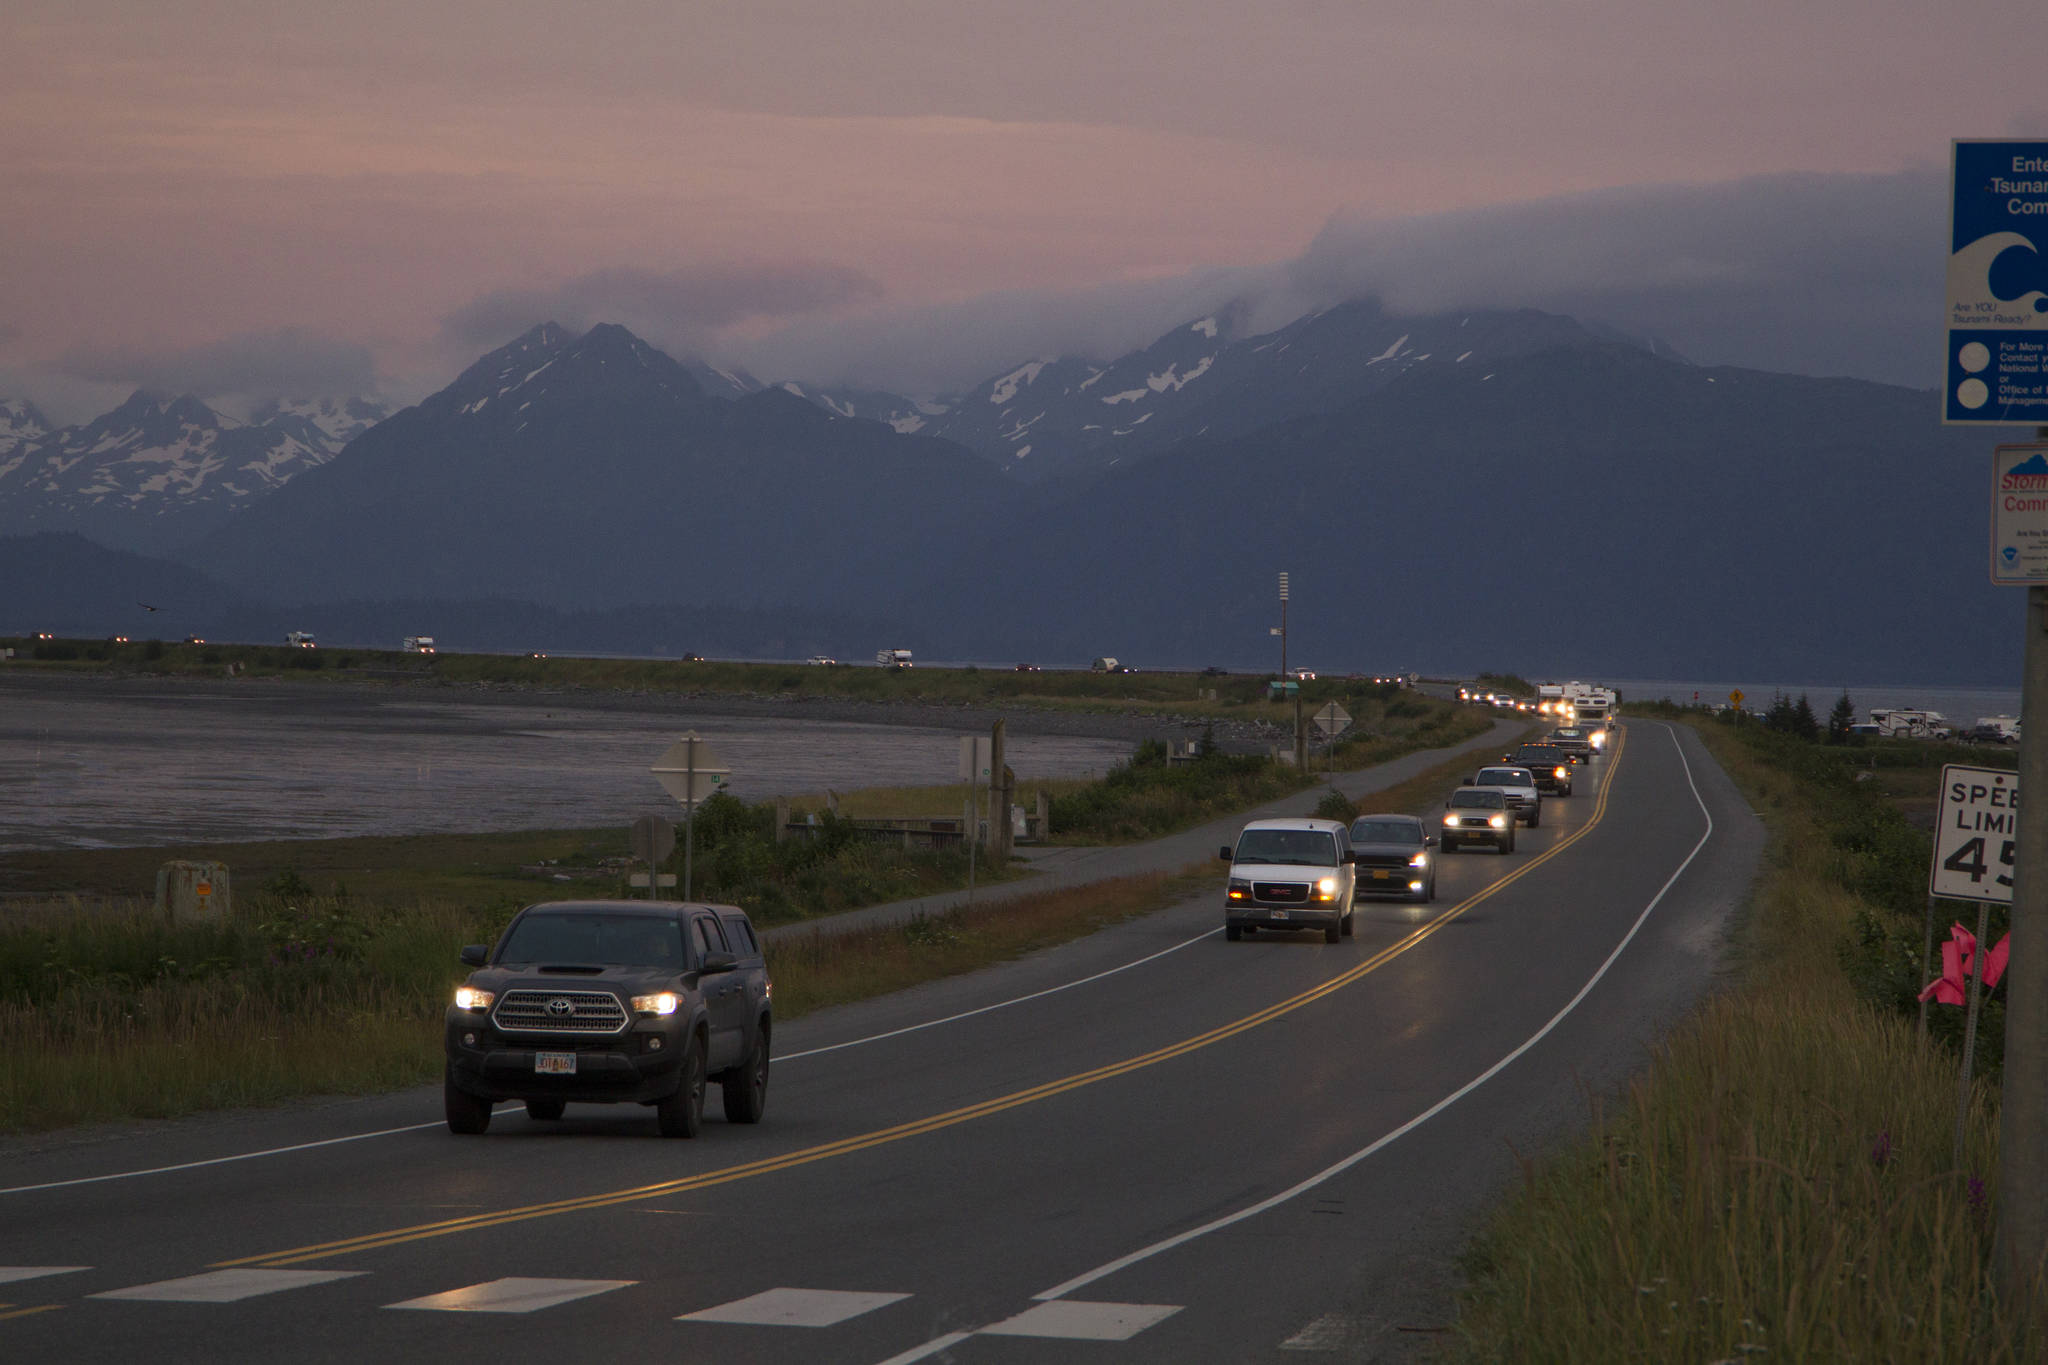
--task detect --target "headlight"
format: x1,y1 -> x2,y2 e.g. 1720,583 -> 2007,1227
1443,812 -> 1460,826
1408,852 -> 1429,867
1590,733 -> 1606,749
1556,767 -> 1569,780
454,986 -> 494,1011
1315,876 -> 1339,900
632,991 -> 681,1016
1489,815 -> 1507,829
1227,877 -> 1250,901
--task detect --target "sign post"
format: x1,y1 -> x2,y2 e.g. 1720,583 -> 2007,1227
650,732 -> 730,902
1931,764 -> 2018,1160
959,734 -> 992,907
1313,701 -> 1351,773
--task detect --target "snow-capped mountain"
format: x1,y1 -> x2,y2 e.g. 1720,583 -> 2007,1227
0,389 -> 386,552
792,300 -> 1681,482
247,395 -> 390,448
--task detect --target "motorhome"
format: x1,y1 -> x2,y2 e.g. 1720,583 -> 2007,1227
403,636 -> 436,654
1870,708 -> 1951,739
875,648 -> 913,669
285,631 -> 316,648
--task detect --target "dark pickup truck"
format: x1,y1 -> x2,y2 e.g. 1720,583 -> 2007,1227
444,899 -> 772,1138
1503,744 -> 1576,795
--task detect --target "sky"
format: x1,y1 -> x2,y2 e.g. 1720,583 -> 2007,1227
3,0 -> 2043,422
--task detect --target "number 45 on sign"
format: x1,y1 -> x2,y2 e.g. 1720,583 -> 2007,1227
1931,764 -> 2018,903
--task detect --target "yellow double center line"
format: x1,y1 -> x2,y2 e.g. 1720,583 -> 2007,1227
222,728 -> 1626,1269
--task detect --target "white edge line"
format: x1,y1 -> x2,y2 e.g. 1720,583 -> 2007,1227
778,926 -> 1219,1062
1033,721 -> 1715,1302
0,1112 -> 507,1197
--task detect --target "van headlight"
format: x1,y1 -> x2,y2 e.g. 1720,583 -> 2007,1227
1315,876 -> 1339,901
1227,878 -> 1251,902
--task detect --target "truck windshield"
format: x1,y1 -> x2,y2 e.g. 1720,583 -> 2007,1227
497,914 -> 687,968
1234,830 -> 1340,866
1350,819 -> 1420,845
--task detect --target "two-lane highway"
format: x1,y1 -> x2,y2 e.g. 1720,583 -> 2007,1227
0,720 -> 1761,1361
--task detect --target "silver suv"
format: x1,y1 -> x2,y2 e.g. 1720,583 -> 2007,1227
1469,765 -> 1542,827
1219,817 -> 1357,943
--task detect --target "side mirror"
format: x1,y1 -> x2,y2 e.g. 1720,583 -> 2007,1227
459,944 -> 488,967
1424,833 -> 1437,847
700,950 -> 738,975
1219,845 -> 1235,861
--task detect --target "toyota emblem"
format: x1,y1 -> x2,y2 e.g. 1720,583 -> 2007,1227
547,997 -> 575,1016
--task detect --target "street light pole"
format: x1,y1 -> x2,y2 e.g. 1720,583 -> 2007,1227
1278,571 -> 1289,679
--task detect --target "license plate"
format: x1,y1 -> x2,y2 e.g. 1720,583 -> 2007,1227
1269,909 -> 1289,919
1371,870 -> 1392,880
535,1052 -> 577,1075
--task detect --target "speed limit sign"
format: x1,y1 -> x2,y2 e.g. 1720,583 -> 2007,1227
1931,764 -> 2019,903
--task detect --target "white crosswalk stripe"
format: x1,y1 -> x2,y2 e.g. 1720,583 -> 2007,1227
679,1287 -> 911,1327
385,1277 -> 635,1314
91,1269 -> 363,1303
979,1299 -> 1183,1341
0,1267 -> 89,1285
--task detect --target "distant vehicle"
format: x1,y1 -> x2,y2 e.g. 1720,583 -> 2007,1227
1290,667 -> 1317,681
1092,656 -> 1123,673
1469,765 -> 1542,827
806,655 -> 837,666
1348,814 -> 1436,902
286,631 -> 316,648
1971,715 -> 2020,744
403,635 -> 436,654
1547,727 -> 1596,762
1441,787 -> 1516,854
1219,817 -> 1356,943
875,648 -> 913,669
182,636 -> 206,645
1504,744 -> 1575,795
1014,663 -> 1042,672
444,899 -> 772,1139
1871,708 -> 1951,739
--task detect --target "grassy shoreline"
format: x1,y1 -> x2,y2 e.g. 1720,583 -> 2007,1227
1449,713 -> 2027,1361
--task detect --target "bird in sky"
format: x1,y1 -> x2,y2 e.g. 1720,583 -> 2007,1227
139,602 -> 161,612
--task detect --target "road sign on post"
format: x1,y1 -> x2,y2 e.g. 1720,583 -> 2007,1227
1933,765 -> 2020,903
1312,702 -> 1351,738
1729,689 -> 1745,710
1946,140 -> 2048,426
1992,443 -> 2048,583
650,732 -> 730,902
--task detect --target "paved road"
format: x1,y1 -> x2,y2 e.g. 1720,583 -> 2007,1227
0,719 -> 1759,1362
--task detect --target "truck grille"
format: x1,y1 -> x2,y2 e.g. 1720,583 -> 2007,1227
492,989 -> 629,1035
1252,881 -> 1310,902
1454,816 -> 1496,828
1355,853 -> 1412,869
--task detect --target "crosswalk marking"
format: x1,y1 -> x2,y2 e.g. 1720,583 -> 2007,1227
385,1277 -> 634,1314
679,1287 -> 910,1327
91,1269 -> 363,1303
979,1299 -> 1182,1341
0,1268 -> 88,1285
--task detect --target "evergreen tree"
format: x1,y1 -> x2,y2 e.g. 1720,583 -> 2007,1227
1792,693 -> 1820,741
1827,692 -> 1857,744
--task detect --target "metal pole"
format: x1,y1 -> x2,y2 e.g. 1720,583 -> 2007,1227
683,734 -> 696,902
1956,897 -> 1994,1163
1918,893 -> 1938,1042
1998,440 -> 2048,1314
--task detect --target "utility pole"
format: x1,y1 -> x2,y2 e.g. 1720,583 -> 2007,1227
1998,422 -> 2048,1322
1277,571 -> 1289,678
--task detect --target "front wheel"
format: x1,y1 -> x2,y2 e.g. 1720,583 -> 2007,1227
1323,919 -> 1341,944
1527,806 -> 1541,828
444,1066 -> 492,1135
657,1036 -> 707,1138
722,1028 -> 770,1124
1341,908 -> 1355,938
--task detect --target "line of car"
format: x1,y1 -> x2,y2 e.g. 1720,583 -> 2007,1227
1217,716 -> 1614,941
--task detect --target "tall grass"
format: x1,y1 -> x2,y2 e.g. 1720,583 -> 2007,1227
1449,722 -> 2028,1361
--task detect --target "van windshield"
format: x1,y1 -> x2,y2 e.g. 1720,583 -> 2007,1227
1234,829 -> 1340,866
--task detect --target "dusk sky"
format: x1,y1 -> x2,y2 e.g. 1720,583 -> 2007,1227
5,0 -> 2043,420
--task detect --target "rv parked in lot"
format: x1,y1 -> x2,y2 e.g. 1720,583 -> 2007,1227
1870,708 -> 1951,739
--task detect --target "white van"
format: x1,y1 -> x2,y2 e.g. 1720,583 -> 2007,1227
1219,817 -> 1357,944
